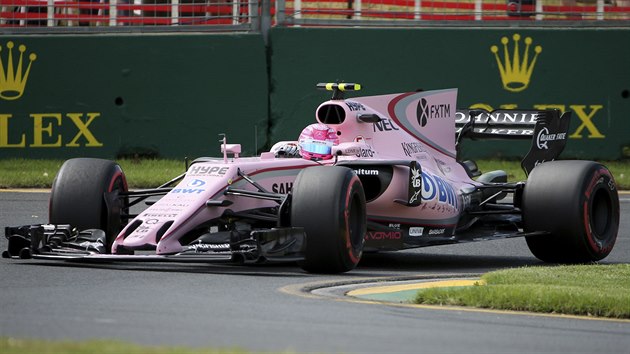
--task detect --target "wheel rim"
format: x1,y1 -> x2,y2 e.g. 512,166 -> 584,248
111,175 -> 129,224
348,192 -> 364,250
590,187 -> 612,240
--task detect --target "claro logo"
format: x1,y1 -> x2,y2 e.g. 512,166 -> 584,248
0,41 -> 37,101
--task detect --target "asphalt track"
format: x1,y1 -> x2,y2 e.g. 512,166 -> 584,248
1,191 -> 629,353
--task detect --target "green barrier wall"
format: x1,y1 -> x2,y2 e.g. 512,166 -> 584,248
0,34 -> 268,159
2,29 -> 629,160
269,27 -> 630,160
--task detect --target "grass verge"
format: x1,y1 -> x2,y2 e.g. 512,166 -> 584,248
0,338 -> 251,354
0,159 -> 185,189
414,264 -> 630,319
476,159 -> 630,189
0,158 -> 628,190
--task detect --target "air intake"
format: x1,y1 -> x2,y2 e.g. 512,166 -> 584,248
317,104 -> 346,124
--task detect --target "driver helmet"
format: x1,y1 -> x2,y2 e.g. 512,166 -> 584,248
298,123 -> 339,160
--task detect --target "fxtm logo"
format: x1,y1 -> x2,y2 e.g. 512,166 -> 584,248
490,34 -> 542,93
0,41 -> 37,101
416,98 -> 450,127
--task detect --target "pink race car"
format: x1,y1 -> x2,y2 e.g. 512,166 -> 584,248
4,83 -> 620,273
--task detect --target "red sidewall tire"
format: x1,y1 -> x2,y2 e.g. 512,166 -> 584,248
291,166 -> 366,273
523,160 -> 619,263
49,158 -> 128,251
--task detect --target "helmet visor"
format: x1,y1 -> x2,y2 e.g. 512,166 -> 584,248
300,139 -> 333,156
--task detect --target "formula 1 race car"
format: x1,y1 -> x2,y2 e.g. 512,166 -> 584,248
3,83 -> 620,273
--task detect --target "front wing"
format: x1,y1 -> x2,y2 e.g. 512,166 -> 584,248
3,224 -> 306,264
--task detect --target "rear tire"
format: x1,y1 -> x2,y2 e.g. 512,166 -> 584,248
49,158 -> 128,252
291,166 -> 366,273
523,160 -> 619,263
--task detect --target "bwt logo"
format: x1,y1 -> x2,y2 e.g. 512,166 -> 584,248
172,188 -> 204,194
187,179 -> 206,188
417,98 -> 451,127
422,172 -> 457,208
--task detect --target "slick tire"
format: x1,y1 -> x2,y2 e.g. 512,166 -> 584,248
523,160 -> 619,263
292,166 -> 366,273
49,158 -> 128,252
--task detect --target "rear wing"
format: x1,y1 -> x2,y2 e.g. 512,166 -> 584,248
455,108 -> 572,176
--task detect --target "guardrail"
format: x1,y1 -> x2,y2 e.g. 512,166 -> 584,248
1,0 -> 629,28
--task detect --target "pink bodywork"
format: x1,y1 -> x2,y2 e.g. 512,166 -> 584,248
112,88 -> 480,254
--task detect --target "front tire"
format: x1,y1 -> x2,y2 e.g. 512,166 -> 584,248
49,158 -> 129,252
291,166 -> 366,273
523,160 -> 619,263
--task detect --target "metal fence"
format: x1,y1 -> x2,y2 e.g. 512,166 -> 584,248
1,0 -> 629,28
0,0 -> 260,28
277,0 -> 630,24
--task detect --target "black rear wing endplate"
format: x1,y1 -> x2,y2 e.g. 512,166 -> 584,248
520,110 -> 571,175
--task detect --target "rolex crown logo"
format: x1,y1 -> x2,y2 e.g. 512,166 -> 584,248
490,34 -> 542,93
0,41 -> 37,101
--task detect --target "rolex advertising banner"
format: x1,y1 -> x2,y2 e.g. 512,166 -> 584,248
1,29 -> 629,160
0,34 -> 268,159
269,28 -> 630,160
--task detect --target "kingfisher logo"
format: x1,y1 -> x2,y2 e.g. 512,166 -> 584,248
0,41 -> 37,101
416,98 -> 451,127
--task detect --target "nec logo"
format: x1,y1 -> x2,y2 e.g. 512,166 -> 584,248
417,98 -> 451,127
